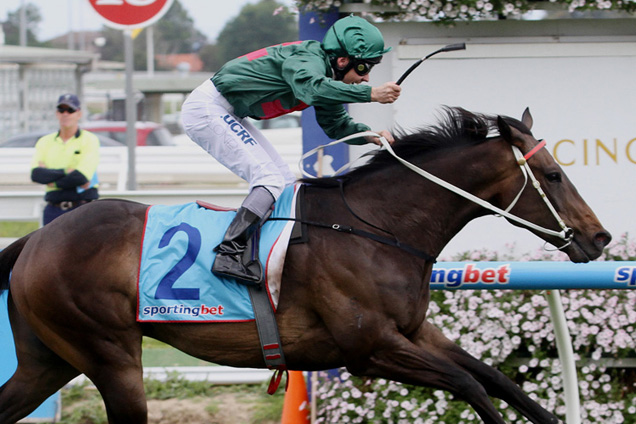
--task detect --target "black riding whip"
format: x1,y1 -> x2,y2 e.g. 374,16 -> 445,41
396,43 -> 466,86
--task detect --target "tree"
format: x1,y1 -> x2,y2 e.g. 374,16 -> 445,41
97,0 -> 207,70
153,0 -> 207,56
216,0 -> 298,64
1,3 -> 46,47
198,43 -> 223,73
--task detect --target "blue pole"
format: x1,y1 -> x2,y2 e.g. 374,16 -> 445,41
298,9 -> 349,177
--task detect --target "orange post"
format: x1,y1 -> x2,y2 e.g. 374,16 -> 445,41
281,371 -> 310,424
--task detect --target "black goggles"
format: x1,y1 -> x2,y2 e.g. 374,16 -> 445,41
352,57 -> 382,76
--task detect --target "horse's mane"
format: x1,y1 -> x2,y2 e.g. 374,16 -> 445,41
302,106 -> 530,186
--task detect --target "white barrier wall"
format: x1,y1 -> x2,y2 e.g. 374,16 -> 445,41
350,18 -> 636,258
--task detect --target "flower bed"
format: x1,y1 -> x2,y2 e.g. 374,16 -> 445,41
315,233 -> 636,423
295,0 -> 636,24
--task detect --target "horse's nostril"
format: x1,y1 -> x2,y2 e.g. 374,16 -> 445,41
595,231 -> 612,248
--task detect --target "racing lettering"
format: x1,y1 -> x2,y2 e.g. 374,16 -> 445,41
431,264 -> 511,288
154,223 -> 201,300
222,114 -> 257,146
143,304 -> 225,317
236,130 -> 252,143
200,304 -> 224,315
614,266 -> 636,286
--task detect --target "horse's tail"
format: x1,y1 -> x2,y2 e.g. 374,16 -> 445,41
0,233 -> 33,292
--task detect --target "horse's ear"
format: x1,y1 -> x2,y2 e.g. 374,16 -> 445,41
497,116 -> 513,142
521,107 -> 533,130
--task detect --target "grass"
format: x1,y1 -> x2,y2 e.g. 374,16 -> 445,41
60,375 -> 286,424
141,337 -> 214,367
0,221 -> 39,238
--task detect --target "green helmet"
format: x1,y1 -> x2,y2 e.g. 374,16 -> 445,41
322,15 -> 391,60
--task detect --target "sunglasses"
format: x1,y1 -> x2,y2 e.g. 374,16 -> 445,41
57,106 -> 77,114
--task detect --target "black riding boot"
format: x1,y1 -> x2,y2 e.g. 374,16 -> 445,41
212,207 -> 263,284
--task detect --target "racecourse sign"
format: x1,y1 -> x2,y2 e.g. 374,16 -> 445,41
88,0 -> 174,29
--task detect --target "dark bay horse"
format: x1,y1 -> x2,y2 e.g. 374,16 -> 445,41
0,108 -> 610,423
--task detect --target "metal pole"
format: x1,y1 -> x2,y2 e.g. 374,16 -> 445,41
19,0 -> 26,46
18,65 -> 27,132
67,0 -> 75,50
147,26 -> 155,77
78,1 -> 86,51
545,290 -> 581,424
310,372 -> 317,423
124,29 -> 137,190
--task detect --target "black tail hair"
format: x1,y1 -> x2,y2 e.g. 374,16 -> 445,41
0,233 -> 33,292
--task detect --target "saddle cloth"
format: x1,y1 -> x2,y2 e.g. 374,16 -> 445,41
137,184 -> 299,323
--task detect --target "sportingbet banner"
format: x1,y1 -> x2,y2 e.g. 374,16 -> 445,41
431,262 -> 636,290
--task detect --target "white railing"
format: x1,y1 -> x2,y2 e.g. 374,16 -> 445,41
0,144 -> 303,191
0,189 -> 250,223
0,143 -> 303,222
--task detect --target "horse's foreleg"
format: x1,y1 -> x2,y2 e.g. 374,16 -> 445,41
0,297 -> 80,424
355,331 -> 507,424
412,321 -> 560,424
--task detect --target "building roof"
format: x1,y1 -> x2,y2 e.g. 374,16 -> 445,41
155,53 -> 204,72
0,44 -> 98,67
87,71 -> 210,94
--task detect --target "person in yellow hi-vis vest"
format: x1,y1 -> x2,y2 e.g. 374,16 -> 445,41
30,94 -> 100,225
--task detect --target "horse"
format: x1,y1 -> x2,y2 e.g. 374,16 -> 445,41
0,107 -> 611,424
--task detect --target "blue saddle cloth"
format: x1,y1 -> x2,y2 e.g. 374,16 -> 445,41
137,185 -> 297,323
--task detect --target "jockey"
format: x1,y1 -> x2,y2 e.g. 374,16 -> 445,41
181,15 -> 401,285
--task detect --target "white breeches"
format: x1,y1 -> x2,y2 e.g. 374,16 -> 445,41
181,79 -> 296,200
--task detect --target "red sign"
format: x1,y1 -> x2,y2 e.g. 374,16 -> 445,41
88,0 -> 175,30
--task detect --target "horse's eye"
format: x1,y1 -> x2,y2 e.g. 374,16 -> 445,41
546,172 -> 562,183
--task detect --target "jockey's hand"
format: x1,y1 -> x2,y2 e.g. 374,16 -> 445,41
367,130 -> 394,146
371,82 -> 401,104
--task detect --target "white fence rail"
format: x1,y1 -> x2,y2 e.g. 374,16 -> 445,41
69,366 -> 272,387
0,143 -> 303,222
0,144 -> 303,191
0,189 -> 249,223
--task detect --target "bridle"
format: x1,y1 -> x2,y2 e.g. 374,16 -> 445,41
379,133 -> 573,249
301,132 -> 574,250
506,140 -> 574,250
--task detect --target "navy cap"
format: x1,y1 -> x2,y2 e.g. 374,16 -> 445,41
56,93 -> 81,111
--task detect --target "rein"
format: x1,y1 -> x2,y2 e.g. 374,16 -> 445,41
302,131 -> 574,249
269,216 -> 437,262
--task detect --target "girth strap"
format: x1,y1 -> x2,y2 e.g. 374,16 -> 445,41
247,284 -> 288,394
